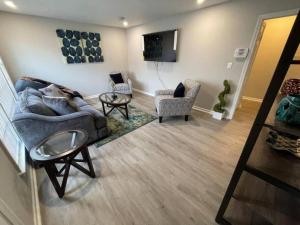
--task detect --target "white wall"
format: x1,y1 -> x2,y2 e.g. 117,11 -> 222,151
126,0 -> 300,114
0,12 -> 128,96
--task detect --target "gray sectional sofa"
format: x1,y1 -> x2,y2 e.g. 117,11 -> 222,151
12,78 -> 109,151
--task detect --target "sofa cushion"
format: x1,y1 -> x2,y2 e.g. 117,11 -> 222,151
15,79 -> 48,93
26,87 -> 43,97
73,97 -> 88,107
174,82 -> 185,98
110,73 -> 124,84
39,84 -> 67,97
42,96 -> 78,115
18,89 -> 57,116
80,105 -> 107,128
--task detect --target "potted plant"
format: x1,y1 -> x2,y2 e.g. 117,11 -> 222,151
213,80 -> 231,120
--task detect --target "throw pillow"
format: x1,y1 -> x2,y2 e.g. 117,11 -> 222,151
42,96 -> 78,115
18,89 -> 57,116
174,82 -> 185,98
39,84 -> 66,97
110,73 -> 124,84
26,87 -> 43,97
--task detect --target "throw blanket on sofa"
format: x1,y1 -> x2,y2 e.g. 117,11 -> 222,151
15,76 -> 83,98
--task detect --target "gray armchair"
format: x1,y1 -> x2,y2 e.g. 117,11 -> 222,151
155,79 -> 201,123
109,73 -> 133,97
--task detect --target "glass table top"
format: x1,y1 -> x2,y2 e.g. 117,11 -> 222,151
99,92 -> 131,105
30,130 -> 87,161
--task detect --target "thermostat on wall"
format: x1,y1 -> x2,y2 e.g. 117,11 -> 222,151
234,48 -> 249,59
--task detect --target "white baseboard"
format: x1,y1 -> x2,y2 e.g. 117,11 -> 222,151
0,199 -> 25,225
192,106 -> 213,115
84,94 -> 99,100
242,96 -> 263,103
30,166 -> 42,225
133,88 -> 155,97
83,89 -> 214,117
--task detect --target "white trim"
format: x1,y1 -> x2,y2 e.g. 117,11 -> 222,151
192,106 -> 213,115
133,88 -> 155,97
228,8 -> 299,120
242,96 -> 263,103
0,199 -> 25,225
30,167 -> 42,225
83,94 -> 99,100
83,89 -> 218,117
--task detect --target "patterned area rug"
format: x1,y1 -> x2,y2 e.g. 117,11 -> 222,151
94,104 -> 157,148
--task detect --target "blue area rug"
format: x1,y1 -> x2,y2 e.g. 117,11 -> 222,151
94,104 -> 157,148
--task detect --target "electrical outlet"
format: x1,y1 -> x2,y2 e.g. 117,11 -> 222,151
227,62 -> 233,69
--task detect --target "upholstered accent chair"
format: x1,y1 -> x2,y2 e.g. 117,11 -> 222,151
155,79 -> 201,123
109,73 -> 133,97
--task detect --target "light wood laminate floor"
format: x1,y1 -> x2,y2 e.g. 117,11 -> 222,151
37,93 -> 259,225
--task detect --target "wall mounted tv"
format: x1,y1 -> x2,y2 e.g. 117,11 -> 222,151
143,29 -> 178,62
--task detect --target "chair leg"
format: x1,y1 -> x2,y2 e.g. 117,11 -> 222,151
159,117 -> 163,123
185,115 -> 189,121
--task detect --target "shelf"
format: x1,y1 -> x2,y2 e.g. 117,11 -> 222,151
245,165 -> 300,198
264,96 -> 300,137
263,121 -> 300,137
291,60 -> 300,64
224,198 -> 273,225
247,127 -> 300,191
230,172 -> 300,225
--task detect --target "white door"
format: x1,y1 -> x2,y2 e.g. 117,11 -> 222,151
0,57 -> 25,172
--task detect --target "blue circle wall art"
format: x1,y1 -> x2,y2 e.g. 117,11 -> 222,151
81,31 -> 104,63
56,29 -> 104,64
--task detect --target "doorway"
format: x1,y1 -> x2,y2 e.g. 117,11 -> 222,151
235,15 -> 300,120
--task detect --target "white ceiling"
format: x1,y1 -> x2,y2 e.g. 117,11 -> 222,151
0,0 -> 229,28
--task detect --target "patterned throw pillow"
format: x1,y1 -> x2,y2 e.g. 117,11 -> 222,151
281,79 -> 300,96
39,84 -> 67,97
42,96 -> 78,115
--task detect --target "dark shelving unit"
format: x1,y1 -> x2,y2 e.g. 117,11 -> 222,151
216,10 -> 300,225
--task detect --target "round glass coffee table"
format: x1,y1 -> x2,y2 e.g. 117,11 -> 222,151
99,92 -> 131,119
30,130 -> 95,198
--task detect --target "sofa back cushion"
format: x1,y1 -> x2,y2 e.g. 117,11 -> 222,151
184,79 -> 201,99
18,88 -> 57,116
39,84 -> 68,97
15,79 -> 48,93
43,96 -> 78,115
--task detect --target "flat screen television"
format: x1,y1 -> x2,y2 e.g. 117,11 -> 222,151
143,29 -> 177,62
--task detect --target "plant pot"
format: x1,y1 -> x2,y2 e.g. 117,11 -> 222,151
212,111 -> 225,120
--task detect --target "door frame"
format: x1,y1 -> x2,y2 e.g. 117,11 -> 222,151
228,8 -> 300,119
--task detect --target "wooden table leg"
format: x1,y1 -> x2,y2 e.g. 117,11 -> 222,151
125,104 -> 129,119
44,163 -> 70,198
81,148 -> 96,178
101,101 -> 106,116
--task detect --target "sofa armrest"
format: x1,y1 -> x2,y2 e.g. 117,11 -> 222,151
12,111 -> 99,150
155,89 -> 174,96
